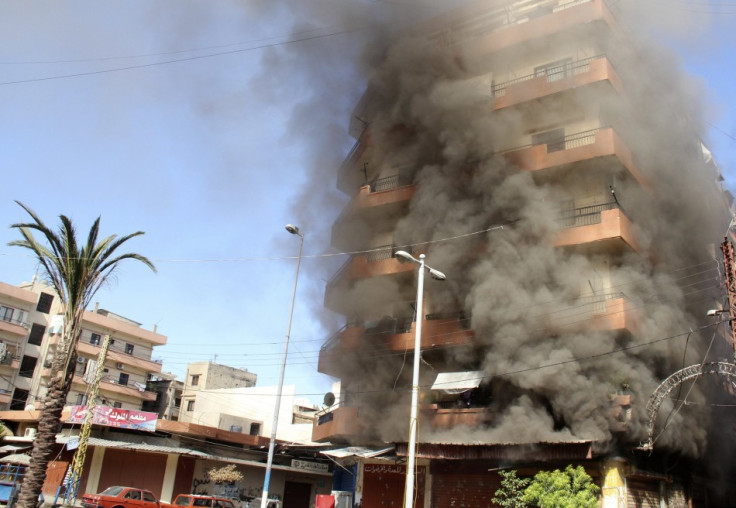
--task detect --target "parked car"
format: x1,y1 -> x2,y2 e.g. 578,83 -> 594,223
170,495 -> 238,508
82,486 -> 162,508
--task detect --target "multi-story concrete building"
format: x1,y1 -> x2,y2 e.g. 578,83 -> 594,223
0,279 -> 166,411
178,362 -> 257,420
312,0 -> 734,505
142,373 -> 184,421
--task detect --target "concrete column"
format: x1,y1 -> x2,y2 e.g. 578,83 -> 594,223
601,459 -> 627,508
84,447 -> 106,494
160,454 -> 180,503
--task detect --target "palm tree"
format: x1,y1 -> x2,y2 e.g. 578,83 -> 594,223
8,201 -> 156,508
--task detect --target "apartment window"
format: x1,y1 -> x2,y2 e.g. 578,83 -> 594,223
186,400 -> 195,412
75,394 -> 87,405
0,306 -> 13,322
125,343 -> 134,355
532,127 -> 566,153
36,293 -> 54,314
249,423 -> 261,436
174,398 -> 181,408
113,402 -> 122,409
191,374 -> 200,386
118,373 -> 129,386
90,333 -> 101,346
10,388 -> 29,410
18,356 -> 38,378
27,324 -> 45,346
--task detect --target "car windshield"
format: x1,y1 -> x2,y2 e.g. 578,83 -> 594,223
100,487 -> 125,497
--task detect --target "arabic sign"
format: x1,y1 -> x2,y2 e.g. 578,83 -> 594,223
68,405 -> 158,432
291,459 -> 329,473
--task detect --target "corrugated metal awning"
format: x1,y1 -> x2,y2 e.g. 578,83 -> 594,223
431,371 -> 484,394
321,446 -> 394,459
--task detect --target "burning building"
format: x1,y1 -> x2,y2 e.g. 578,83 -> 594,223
309,0 -> 735,505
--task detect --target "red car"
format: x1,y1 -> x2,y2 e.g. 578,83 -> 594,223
82,486 -> 163,508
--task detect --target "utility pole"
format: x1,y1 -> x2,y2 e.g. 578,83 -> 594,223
63,335 -> 111,507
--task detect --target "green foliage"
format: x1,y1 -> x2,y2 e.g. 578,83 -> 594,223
523,465 -> 599,508
492,470 -> 530,508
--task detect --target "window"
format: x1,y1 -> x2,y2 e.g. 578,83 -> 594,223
10,388 -> 29,410
249,422 -> 261,436
113,402 -> 122,409
75,394 -> 87,405
532,127 -> 566,153
191,374 -> 200,386
90,333 -> 101,346
36,293 -> 54,314
124,491 -> 141,501
186,400 -> 195,412
0,306 -> 14,322
175,497 -> 192,506
125,343 -> 134,355
18,356 -> 38,378
174,398 -> 181,408
118,373 -> 129,386
27,324 -> 45,346
143,493 -> 156,503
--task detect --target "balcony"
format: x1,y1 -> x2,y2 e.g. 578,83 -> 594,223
462,0 -> 616,67
332,175 -> 417,251
546,292 -> 638,336
491,55 -> 622,110
72,375 -> 157,402
318,315 -> 475,376
82,310 -> 166,346
324,246 -> 417,313
0,391 -> 10,405
421,404 -> 494,430
554,203 -> 639,253
502,128 -> 647,187
0,344 -> 21,371
385,313 -> 474,351
77,341 -> 163,374
312,406 -> 362,443
0,316 -> 28,338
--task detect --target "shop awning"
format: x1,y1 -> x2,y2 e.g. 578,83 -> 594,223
431,371 -> 484,394
321,446 -> 394,459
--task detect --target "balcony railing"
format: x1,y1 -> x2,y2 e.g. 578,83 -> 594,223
557,201 -> 620,229
327,245 -> 416,287
503,128 -> 601,155
0,312 -> 28,329
428,0 -> 593,44
370,168 -> 417,193
492,55 -> 605,97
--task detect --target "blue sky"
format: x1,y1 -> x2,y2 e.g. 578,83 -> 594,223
1,0 -> 735,404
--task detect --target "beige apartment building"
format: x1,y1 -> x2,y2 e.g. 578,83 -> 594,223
312,0 -> 734,506
0,279 -> 166,411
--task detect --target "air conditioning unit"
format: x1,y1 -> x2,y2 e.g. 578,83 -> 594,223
77,357 -> 86,363
24,428 -> 37,438
116,363 -> 124,370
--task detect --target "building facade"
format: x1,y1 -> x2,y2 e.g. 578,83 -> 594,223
0,280 -> 166,412
313,0 -> 734,506
178,362 -> 257,422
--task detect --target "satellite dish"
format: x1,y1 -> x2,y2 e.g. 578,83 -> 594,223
323,392 -> 336,407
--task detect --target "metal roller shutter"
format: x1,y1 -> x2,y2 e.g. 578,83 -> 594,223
627,480 -> 660,508
432,473 -> 500,508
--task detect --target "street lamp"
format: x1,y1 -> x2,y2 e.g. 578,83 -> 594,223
260,224 -> 304,508
394,250 -> 446,508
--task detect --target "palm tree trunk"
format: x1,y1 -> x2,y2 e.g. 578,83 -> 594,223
16,376 -> 69,508
16,325 -> 78,508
